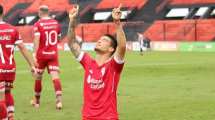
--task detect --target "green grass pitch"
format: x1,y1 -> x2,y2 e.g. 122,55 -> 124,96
12,51 -> 215,120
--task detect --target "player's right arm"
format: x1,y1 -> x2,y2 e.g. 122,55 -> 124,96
33,35 -> 39,56
67,5 -> 81,58
33,23 -> 40,65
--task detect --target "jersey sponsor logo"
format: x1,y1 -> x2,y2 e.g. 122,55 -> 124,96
48,65 -> 59,71
40,22 -> 58,26
0,35 -> 11,41
43,26 -> 57,30
0,68 -> 15,73
0,29 -> 14,33
87,67 -> 106,90
42,51 -> 56,55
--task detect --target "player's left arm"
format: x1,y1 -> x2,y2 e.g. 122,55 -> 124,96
33,35 -> 39,55
112,5 -> 126,61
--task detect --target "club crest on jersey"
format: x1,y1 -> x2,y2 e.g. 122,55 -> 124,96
40,23 -> 44,26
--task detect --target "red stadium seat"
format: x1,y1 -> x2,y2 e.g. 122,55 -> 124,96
61,23 -> 117,43
96,0 -> 147,9
75,23 -> 117,42
144,19 -> 215,42
23,0 -> 73,14
144,21 -> 165,41
196,20 -> 215,41
0,0 -> 33,14
170,0 -> 215,5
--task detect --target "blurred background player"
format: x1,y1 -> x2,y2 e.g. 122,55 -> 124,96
30,5 -> 63,110
137,32 -> 144,56
137,32 -> 151,56
0,4 -> 35,120
68,4 -> 126,120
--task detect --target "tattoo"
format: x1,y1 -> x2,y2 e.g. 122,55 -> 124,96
67,18 -> 81,58
114,22 -> 126,61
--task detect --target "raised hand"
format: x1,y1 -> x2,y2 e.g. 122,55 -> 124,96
69,5 -> 79,20
112,4 -> 122,22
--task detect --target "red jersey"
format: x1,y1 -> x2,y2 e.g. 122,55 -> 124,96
33,17 -> 61,60
77,52 -> 124,120
0,21 -> 22,74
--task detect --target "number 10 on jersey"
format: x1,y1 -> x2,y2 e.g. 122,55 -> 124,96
45,31 -> 58,46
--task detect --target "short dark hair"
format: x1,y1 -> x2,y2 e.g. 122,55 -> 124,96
0,4 -> 3,15
39,5 -> 49,13
104,34 -> 118,54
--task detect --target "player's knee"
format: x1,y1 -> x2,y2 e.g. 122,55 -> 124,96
5,87 -> 11,93
50,71 -> 59,80
0,82 -> 5,97
35,74 -> 43,80
0,92 -> 4,100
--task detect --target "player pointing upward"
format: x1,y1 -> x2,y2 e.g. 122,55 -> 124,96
68,4 -> 126,120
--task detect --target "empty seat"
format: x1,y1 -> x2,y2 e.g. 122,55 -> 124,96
23,0 -> 73,14
96,0 -> 147,10
170,0 -> 215,5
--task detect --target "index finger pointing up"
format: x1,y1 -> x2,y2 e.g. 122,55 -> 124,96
118,3 -> 122,10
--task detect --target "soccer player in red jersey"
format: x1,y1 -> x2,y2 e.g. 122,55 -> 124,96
30,5 -> 63,110
0,4 -> 36,120
68,5 -> 126,120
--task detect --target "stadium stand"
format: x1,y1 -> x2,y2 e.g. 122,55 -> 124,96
144,19 -> 215,41
74,23 -> 117,42
0,0 -> 33,14
1,0 -> 215,43
96,0 -> 147,9
23,0 -> 73,14
170,0 -> 215,5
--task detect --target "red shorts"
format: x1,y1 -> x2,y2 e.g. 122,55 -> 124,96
36,57 -> 60,74
0,68 -> 16,89
0,73 -> 15,82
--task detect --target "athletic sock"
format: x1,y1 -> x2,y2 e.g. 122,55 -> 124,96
0,100 -> 7,120
34,80 -> 42,104
52,79 -> 62,102
5,92 -> 14,114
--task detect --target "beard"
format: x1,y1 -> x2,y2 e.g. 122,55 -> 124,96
94,47 -> 101,52
94,47 -> 106,54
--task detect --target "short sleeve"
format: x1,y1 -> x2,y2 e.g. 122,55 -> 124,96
76,52 -> 92,69
15,30 -> 23,45
33,22 -> 40,36
111,56 -> 125,73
